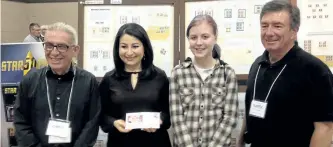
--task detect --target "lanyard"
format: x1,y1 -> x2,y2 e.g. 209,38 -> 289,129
253,64 -> 287,102
45,67 -> 76,121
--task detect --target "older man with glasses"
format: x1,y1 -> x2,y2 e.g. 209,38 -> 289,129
14,22 -> 101,147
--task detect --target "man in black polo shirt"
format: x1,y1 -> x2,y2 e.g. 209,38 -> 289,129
237,1 -> 333,147
14,22 -> 100,147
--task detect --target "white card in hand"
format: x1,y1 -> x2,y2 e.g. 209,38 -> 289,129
45,119 -> 70,137
48,128 -> 71,143
125,112 -> 160,130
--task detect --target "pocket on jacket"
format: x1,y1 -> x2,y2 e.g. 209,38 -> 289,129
211,87 -> 226,108
179,87 -> 195,107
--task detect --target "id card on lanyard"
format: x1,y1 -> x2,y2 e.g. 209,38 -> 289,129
249,64 -> 287,119
45,67 -> 76,143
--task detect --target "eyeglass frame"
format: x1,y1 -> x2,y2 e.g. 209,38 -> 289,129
42,42 -> 75,53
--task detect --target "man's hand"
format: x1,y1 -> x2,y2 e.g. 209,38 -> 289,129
310,122 -> 333,147
113,120 -> 132,133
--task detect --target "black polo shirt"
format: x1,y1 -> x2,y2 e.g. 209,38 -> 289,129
244,44 -> 333,147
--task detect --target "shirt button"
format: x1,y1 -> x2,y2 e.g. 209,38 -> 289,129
199,138 -> 202,142
200,116 -> 203,119
57,97 -> 60,100
56,114 -> 59,117
200,105 -> 204,108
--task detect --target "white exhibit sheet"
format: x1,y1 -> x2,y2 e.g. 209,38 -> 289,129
84,5 -> 174,77
298,0 -> 333,71
185,0 -> 271,74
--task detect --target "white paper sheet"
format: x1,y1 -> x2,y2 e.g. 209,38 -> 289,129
84,43 -> 114,77
298,0 -> 333,69
85,7 -> 115,42
84,5 -> 174,77
185,0 -> 270,74
298,0 -> 333,34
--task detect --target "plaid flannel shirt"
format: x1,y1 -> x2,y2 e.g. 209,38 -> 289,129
169,58 -> 238,147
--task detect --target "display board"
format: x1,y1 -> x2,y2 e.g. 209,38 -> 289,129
298,1 -> 333,145
1,42 -> 47,147
79,1 -> 179,146
2,86 -> 17,122
2,85 -> 18,147
83,5 -> 175,77
1,43 -> 47,85
297,0 -> 333,71
184,0 -> 271,74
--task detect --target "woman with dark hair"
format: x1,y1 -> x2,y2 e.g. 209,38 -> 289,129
169,14 -> 239,147
99,23 -> 171,147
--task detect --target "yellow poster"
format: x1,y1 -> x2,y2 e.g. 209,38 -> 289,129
315,55 -> 333,67
147,26 -> 170,40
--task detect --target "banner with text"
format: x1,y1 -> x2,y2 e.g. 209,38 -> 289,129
1,43 -> 47,85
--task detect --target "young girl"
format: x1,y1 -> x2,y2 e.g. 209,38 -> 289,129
169,15 -> 239,147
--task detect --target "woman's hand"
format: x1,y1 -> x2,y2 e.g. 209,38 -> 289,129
143,128 -> 157,133
113,119 -> 132,133
142,120 -> 162,133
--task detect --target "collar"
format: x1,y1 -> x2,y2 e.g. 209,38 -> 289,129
46,64 -> 75,79
30,34 -> 41,42
182,57 -> 227,68
258,43 -> 301,67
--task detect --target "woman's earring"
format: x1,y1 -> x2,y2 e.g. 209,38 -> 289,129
143,56 -> 145,60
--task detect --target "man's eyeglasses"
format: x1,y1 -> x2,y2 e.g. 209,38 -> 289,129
43,42 -> 71,53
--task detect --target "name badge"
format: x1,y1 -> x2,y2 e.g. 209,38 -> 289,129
46,119 -> 70,137
249,100 -> 267,119
48,128 -> 71,143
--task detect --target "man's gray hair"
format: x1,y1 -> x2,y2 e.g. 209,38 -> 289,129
46,22 -> 78,45
260,0 -> 300,31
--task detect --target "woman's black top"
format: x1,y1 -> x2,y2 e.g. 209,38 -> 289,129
99,66 -> 171,147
